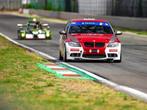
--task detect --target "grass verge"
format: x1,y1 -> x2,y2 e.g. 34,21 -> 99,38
0,36 -> 147,110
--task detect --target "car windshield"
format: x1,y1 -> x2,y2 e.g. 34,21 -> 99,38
69,22 -> 113,34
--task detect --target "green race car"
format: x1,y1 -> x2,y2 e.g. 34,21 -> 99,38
17,18 -> 52,40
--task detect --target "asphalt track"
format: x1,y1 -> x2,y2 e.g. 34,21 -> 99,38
0,14 -> 147,93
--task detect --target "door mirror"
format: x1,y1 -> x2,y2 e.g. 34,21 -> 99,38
59,30 -> 67,35
115,31 -> 122,35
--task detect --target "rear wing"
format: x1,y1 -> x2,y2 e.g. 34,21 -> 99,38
17,24 -> 27,28
17,24 -> 23,27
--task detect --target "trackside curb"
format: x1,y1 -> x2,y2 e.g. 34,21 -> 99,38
60,62 -> 147,102
1,33 -> 147,102
37,63 -> 94,80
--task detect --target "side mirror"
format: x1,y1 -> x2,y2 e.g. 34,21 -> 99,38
59,30 -> 67,35
115,31 -> 122,35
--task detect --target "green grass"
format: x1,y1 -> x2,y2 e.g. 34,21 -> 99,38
0,36 -> 147,110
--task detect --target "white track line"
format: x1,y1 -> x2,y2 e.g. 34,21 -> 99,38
1,32 -> 147,102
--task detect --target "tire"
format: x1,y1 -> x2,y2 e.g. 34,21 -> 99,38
59,51 -> 63,60
63,46 -> 68,62
18,34 -> 23,40
17,31 -> 22,40
18,35 -> 25,40
18,35 -> 21,40
46,36 -> 51,40
17,30 -> 25,40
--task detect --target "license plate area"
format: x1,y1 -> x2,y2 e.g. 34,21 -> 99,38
91,49 -> 99,53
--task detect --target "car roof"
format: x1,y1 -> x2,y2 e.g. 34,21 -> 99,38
71,18 -> 108,22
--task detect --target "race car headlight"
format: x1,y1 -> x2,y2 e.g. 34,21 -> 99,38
67,42 -> 81,47
21,33 -> 25,37
107,42 -> 119,47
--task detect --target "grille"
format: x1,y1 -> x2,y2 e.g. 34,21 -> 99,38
83,54 -> 106,58
95,42 -> 105,47
70,53 -> 81,57
84,42 -> 94,47
84,42 -> 105,47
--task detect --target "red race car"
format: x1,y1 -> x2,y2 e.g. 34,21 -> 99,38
59,18 -> 122,62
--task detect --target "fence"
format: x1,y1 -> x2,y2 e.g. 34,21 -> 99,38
78,0 -> 147,17
113,0 -> 147,17
28,0 -> 147,17
0,0 -> 146,17
28,0 -> 78,12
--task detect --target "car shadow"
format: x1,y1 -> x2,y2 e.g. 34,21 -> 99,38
58,59 -> 115,63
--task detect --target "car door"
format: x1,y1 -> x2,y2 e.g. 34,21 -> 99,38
60,23 -> 70,54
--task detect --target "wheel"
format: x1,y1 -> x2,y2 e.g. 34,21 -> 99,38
18,35 -> 25,40
18,34 -> 23,40
17,30 -> 25,40
17,31 -> 22,40
59,51 -> 63,60
46,36 -> 51,40
63,46 -> 68,62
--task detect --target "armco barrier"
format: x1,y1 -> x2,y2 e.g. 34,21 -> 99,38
29,9 -> 147,30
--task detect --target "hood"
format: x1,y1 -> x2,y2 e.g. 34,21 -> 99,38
70,33 -> 113,43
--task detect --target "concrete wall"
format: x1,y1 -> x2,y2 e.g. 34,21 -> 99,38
29,9 -> 147,30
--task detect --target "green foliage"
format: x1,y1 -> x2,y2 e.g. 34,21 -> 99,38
23,4 -> 33,9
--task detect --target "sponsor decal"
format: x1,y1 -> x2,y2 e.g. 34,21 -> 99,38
71,22 -> 110,27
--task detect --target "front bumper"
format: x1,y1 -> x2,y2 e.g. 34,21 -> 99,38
25,34 -> 46,39
21,33 -> 51,39
65,43 -> 121,61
